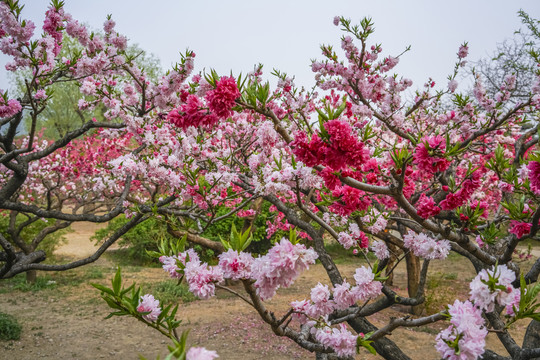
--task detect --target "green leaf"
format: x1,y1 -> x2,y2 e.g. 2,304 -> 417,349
112,267 -> 122,295
91,283 -> 115,296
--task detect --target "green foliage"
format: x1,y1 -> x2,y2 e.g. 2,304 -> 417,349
151,280 -> 196,305
201,201 -> 274,254
0,211 -> 69,259
220,223 -> 252,252
356,331 -> 376,355
0,312 -> 22,341
93,268 -> 193,360
506,274 -> 540,327
92,216 -> 176,264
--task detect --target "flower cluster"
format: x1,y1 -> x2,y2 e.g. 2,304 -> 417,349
328,185 -> 371,216
186,347 -> 219,360
167,95 -> 218,130
416,193 -> 441,219
206,76 -> 240,119
137,294 -> 162,322
435,300 -> 487,360
413,135 -> 450,174
167,76 -> 239,130
0,94 -> 22,118
440,172 -> 481,210
370,240 -> 390,260
403,230 -> 450,260
312,323 -> 357,358
528,161 -> 540,195
337,223 -> 370,249
251,238 -> 318,300
218,249 -> 254,280
160,250 -> 224,299
469,264 -> 519,313
291,119 -> 367,171
291,266 -> 382,324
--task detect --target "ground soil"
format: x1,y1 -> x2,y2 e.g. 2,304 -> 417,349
0,223 -> 537,359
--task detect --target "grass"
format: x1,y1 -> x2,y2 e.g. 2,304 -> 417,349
323,242 -> 372,264
0,312 -> 22,341
142,280 -> 196,305
0,274 -> 57,293
424,271 -> 464,314
0,266 -> 109,294
103,249 -> 161,268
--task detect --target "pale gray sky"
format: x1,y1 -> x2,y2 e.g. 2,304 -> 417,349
1,0 -> 540,92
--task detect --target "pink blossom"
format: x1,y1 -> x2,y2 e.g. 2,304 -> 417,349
337,231 -> 356,249
435,300 -> 486,360
333,16 -> 340,26
528,161 -> 540,195
168,95 -> 218,130
42,5 -> 64,55
184,257 -> 224,299
34,89 -> 47,100
159,249 -> 199,279
103,18 -> 115,33
371,240 -> 389,260
448,79 -> 458,92
333,280 -> 361,310
0,98 -> 21,118
498,181 -> 514,193
186,347 -> 219,360
137,294 -> 161,322
440,172 -> 481,210
353,266 -> 382,300
218,249 -> 254,280
457,45 -> 469,59
469,264 -> 517,313
251,238 -> 318,300
0,3 -> 35,43
291,120 -> 367,171
290,299 -> 311,324
403,230 -> 450,260
313,323 -> 357,358
309,283 -> 335,317
505,290 -> 521,316
329,185 -> 371,216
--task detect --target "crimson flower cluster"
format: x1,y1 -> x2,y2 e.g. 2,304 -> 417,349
291,119 -> 367,171
167,76 -> 240,130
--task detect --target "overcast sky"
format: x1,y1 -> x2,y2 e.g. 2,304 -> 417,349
1,1 -> 540,92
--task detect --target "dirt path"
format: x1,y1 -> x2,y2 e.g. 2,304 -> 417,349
55,221 -> 108,257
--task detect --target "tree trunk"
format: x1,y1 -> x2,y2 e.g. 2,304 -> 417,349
405,252 -> 422,315
25,269 -> 37,283
348,317 -> 411,360
523,320 -> 540,360
385,242 -> 399,286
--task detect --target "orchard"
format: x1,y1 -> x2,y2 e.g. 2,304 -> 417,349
1,1 -> 540,359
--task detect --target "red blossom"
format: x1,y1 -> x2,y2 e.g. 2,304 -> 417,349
329,186 -> 371,216
440,172 -> 481,210
508,221 -> 532,239
205,76 -> 240,119
413,135 -> 450,174
292,120 -> 367,171
416,193 -> 441,219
